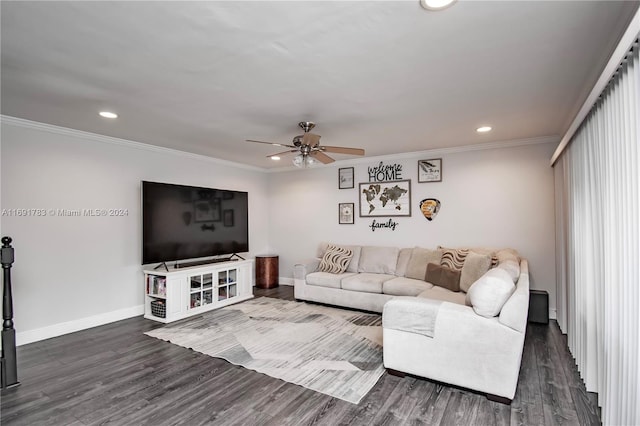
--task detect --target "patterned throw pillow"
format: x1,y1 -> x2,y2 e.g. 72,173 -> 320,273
439,247 -> 498,270
317,245 -> 353,274
440,248 -> 470,270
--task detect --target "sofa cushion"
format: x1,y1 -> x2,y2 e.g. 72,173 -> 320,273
459,252 -> 493,292
394,248 -> 412,277
496,249 -> 521,282
467,268 -> 515,317
426,263 -> 461,292
417,286 -> 468,306
358,246 -> 399,274
382,277 -> 433,296
306,271 -> 357,289
317,244 -> 353,274
341,273 -> 395,294
406,248 -> 442,280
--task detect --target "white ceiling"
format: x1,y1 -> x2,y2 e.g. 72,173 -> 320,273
1,1 -> 638,169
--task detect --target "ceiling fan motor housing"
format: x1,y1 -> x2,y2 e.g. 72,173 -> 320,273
298,121 -> 315,132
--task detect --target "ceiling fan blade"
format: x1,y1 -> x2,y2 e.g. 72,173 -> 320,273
246,139 -> 297,149
321,145 -> 365,156
312,151 -> 335,164
266,149 -> 298,158
301,133 -> 321,146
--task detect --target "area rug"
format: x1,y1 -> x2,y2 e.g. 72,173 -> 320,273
144,297 -> 384,404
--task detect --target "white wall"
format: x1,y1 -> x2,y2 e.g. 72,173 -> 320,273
268,141 -> 558,313
0,117 -> 558,344
0,118 -> 270,344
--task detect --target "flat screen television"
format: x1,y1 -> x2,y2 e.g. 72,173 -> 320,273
142,181 -> 249,265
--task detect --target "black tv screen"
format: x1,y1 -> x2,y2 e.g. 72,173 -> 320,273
142,181 -> 249,264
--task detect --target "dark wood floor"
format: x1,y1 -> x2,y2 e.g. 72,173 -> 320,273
1,286 -> 600,426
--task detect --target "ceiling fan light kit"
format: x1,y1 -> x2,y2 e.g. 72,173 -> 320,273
245,121 -> 365,168
292,153 -> 319,168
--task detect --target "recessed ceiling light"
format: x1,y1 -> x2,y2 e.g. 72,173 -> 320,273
270,156 -> 281,161
420,0 -> 457,11
99,111 -> 118,119
476,126 -> 492,133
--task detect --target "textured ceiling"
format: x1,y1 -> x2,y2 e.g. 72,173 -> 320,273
1,1 -> 638,169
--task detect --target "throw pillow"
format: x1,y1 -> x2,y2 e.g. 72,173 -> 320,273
459,252 -> 493,292
467,268 -> 515,317
406,248 -> 443,281
317,245 -> 353,274
439,248 -> 470,270
439,246 -> 499,269
425,262 -> 461,292
317,243 -> 361,273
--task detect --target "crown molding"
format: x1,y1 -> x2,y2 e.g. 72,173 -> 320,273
0,115 -> 267,173
266,135 -> 560,173
1,115 -> 558,174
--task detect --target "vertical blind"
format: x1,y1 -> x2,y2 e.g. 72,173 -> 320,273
554,40 -> 639,425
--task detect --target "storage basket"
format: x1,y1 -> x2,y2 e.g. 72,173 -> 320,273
150,300 -> 166,318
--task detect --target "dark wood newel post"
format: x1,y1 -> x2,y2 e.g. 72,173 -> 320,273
1,236 -> 19,388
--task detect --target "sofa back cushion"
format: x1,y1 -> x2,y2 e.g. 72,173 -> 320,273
317,244 -> 353,274
496,249 -> 521,282
466,268 -> 515,317
425,262 -> 461,292
406,248 -> 442,280
358,246 -> 399,274
459,252 -> 493,292
394,248 -> 412,277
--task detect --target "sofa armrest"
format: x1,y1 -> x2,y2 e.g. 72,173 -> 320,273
293,258 -> 320,280
383,297 -> 442,337
384,296 -> 524,341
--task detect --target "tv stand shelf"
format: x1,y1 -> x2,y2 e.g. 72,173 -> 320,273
143,259 -> 253,323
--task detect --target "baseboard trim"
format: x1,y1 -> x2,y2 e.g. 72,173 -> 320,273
549,309 -> 557,320
16,304 -> 144,346
279,277 -> 294,286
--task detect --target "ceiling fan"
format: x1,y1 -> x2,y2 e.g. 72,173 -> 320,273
246,122 -> 365,167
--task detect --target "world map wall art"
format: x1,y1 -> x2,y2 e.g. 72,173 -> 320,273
359,180 -> 411,217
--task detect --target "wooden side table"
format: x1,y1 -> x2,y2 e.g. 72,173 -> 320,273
255,255 -> 279,289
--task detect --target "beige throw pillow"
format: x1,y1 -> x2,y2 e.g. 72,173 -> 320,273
405,248 -> 442,281
317,245 -> 353,274
460,252 -> 493,292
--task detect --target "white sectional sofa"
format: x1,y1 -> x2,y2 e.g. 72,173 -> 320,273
293,242 -> 529,402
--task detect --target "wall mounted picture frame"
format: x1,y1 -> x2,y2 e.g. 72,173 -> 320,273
338,202 -> 355,224
359,180 -> 411,217
194,199 -> 221,222
418,158 -> 442,183
339,167 -> 355,189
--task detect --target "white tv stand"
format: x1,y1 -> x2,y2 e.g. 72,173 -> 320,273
143,259 -> 254,323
